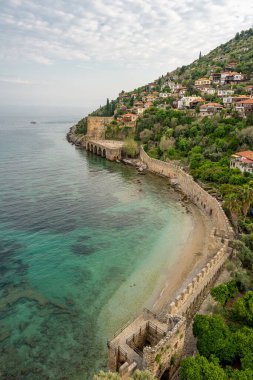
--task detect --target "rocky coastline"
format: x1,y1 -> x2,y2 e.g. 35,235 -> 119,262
66,126 -> 148,172
66,125 -> 86,146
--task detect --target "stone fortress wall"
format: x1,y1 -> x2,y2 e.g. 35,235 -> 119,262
140,148 -> 233,239
107,148 -> 234,379
86,116 -> 114,139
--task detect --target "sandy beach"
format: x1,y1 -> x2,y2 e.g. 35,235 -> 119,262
151,201 -> 213,314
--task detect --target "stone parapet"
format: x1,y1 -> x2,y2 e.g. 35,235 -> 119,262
140,148 -> 233,239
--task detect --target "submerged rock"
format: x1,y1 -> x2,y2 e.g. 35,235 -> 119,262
0,329 -> 10,342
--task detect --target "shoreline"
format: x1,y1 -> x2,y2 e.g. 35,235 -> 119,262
67,127 -> 233,377
67,127 -> 213,322
151,202 -> 212,315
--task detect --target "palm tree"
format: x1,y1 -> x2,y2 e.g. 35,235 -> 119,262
240,183 -> 253,221
223,192 -> 241,230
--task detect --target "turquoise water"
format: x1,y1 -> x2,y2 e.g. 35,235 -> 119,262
0,107 -> 192,379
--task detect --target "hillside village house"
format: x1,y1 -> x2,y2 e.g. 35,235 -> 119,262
133,101 -> 144,107
225,62 -> 237,71
143,94 -> 158,103
144,101 -> 153,108
159,92 -> 169,98
246,85 -> 253,94
223,95 -> 250,107
230,151 -> 253,174
220,72 -> 244,85
201,87 -> 216,95
236,99 -> 253,115
178,96 -> 204,109
217,89 -> 234,96
210,73 -> 221,84
135,107 -> 145,115
122,113 -> 138,123
195,77 -> 211,87
199,102 -> 223,116
177,87 -> 187,97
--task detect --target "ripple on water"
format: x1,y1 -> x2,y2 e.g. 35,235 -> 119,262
0,114 -> 193,379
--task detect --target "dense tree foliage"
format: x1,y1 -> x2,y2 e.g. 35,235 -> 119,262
211,280 -> 238,306
180,354 -> 227,380
232,292 -> 253,327
123,138 -> 139,157
75,117 -> 87,135
90,98 -> 117,117
193,315 -> 236,363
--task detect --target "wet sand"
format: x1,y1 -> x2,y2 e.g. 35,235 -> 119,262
151,201 -> 213,314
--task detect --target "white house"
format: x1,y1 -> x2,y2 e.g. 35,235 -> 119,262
230,151 -> 253,174
201,87 -> 216,95
199,102 -> 223,116
159,92 -> 169,98
178,96 -> 204,109
220,72 -> 244,85
217,89 -> 234,97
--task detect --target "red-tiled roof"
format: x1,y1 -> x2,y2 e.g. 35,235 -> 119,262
221,71 -> 241,75
235,151 -> 253,160
200,102 -> 223,108
236,99 -> 253,105
241,158 -> 253,164
191,97 -> 205,103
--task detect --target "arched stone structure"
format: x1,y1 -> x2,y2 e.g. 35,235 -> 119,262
85,140 -> 124,161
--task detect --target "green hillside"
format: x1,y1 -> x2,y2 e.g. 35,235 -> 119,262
172,28 -> 253,83
87,28 -> 253,380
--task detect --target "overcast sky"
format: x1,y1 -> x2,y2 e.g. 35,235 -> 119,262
0,0 -> 252,110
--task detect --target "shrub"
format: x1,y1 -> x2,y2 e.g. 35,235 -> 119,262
232,292 -> 253,327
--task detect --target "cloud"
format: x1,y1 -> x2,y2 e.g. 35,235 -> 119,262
0,76 -> 49,85
0,0 -> 252,71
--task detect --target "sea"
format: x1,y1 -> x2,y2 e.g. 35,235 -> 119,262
0,106 -> 192,380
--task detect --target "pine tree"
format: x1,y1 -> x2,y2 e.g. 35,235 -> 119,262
106,98 -> 110,116
199,51 -> 202,60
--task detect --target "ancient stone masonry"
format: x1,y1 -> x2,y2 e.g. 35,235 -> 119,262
67,124 -> 124,161
85,140 -> 124,161
107,148 -> 234,379
140,148 -> 233,239
87,116 -> 114,139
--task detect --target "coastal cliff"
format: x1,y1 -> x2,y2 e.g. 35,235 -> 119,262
66,125 -> 86,146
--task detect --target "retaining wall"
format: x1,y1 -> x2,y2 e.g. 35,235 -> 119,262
140,148 -> 233,239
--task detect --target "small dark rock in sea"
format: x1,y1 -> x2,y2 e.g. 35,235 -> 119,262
0,329 -> 10,342
24,337 -> 37,348
71,243 -> 96,256
65,297 -> 75,306
19,322 -> 29,332
77,235 -> 91,242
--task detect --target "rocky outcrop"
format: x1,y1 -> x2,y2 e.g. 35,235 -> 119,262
66,126 -> 86,147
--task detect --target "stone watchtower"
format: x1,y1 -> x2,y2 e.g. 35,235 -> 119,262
86,116 -> 114,140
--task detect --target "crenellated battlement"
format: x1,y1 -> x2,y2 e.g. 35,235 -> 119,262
107,149 -> 234,379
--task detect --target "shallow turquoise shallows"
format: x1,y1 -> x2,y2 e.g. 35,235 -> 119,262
0,107 -> 192,380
